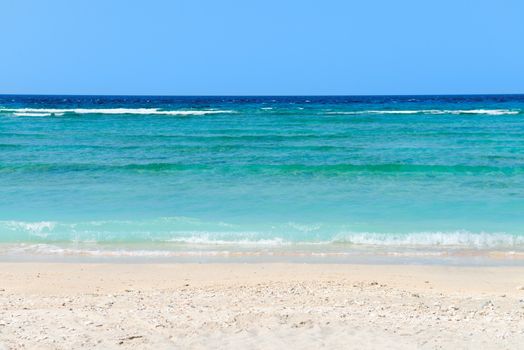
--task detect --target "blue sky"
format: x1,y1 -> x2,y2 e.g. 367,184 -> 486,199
1,0 -> 523,95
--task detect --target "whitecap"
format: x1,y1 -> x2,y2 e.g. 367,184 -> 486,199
2,220 -> 56,233
1,107 -> 235,116
325,109 -> 520,116
13,112 -> 55,117
331,230 -> 524,248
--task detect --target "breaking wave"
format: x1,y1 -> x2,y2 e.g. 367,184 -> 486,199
1,220 -> 523,250
325,109 -> 520,116
1,108 -> 235,116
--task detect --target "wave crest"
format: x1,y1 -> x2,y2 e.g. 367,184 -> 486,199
1,220 -> 523,249
326,109 -> 520,116
2,108 -> 235,116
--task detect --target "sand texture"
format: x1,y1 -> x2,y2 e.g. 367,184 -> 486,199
1,263 -> 524,349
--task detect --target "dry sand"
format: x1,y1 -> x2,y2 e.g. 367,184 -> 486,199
1,263 -> 524,349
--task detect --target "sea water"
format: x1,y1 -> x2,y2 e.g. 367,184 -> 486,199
1,95 -> 523,261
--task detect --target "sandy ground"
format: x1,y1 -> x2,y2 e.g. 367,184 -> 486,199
1,263 -> 524,349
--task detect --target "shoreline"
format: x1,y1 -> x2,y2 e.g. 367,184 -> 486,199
3,255 -> 524,267
1,263 -> 524,349
2,244 -> 524,266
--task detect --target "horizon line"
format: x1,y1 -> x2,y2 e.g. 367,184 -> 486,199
1,93 -> 524,98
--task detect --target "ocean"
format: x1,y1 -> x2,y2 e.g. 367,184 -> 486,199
1,95 -> 523,262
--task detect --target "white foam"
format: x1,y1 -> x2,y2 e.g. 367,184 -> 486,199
286,222 -> 322,233
6,244 -> 233,257
332,230 -> 524,248
13,112 -> 56,117
3,242 -> 520,260
163,231 -> 524,249
1,220 -> 523,249
2,220 -> 56,233
1,220 -> 56,238
326,109 -> 520,116
2,108 -> 235,116
167,236 -> 289,246
452,109 -> 519,115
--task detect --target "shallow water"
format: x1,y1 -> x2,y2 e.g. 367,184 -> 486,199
1,95 -> 524,261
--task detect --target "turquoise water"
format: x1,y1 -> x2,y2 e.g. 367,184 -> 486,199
1,95 -> 524,258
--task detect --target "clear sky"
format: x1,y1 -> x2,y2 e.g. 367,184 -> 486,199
1,0 -> 523,95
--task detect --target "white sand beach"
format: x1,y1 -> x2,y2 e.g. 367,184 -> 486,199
1,263 -> 523,349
